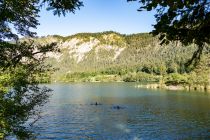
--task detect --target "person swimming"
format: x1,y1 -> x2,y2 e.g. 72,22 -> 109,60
116,106 -> 120,109
113,105 -> 124,109
90,102 -> 102,105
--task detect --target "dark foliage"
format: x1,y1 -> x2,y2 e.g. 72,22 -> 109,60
0,0 -> 83,139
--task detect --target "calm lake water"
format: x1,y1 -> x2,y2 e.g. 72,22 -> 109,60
33,83 -> 210,140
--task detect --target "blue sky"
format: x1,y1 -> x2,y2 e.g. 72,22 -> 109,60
36,0 -> 156,36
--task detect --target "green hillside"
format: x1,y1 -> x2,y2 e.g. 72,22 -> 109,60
36,31 -> 210,91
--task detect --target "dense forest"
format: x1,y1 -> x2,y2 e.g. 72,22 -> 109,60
35,31 -> 210,91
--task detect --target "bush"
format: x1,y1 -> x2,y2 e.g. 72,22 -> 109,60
165,73 -> 188,85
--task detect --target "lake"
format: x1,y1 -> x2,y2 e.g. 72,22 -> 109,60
33,83 -> 210,140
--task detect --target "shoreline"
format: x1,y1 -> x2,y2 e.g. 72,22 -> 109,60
42,81 -> 210,93
135,83 -> 210,93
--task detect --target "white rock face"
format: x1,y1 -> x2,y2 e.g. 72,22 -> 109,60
64,39 -> 100,63
103,45 -> 113,50
60,38 -> 80,49
71,41 -> 96,63
114,48 -> 125,60
43,36 -> 125,63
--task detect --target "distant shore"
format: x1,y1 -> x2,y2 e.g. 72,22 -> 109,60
135,83 -> 210,93
48,79 -> 210,93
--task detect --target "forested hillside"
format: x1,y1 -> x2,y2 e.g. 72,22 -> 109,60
33,31 -> 210,91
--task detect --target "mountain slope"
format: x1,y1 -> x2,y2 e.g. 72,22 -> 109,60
34,31 -> 202,82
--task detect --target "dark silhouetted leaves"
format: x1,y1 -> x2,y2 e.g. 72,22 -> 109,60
0,0 -> 83,139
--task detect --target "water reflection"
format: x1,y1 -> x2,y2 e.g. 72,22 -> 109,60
33,83 -> 210,139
